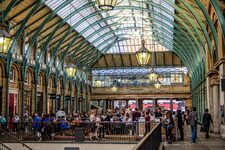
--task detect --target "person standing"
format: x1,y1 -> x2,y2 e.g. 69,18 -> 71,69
12,113 -> 19,134
176,110 -> 184,141
188,107 -> 198,143
202,108 -> 213,138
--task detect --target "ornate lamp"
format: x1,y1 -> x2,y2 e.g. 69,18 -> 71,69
148,68 -> 158,82
154,80 -> 161,89
65,66 -> 76,77
97,0 -> 118,11
136,39 -> 151,66
0,27 -> 12,53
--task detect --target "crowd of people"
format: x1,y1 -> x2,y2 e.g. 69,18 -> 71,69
0,106 -> 214,143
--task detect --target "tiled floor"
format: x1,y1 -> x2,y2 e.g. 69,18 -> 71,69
164,125 -> 225,150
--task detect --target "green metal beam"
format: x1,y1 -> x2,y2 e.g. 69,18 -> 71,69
2,0 -> 18,21
209,0 -> 225,44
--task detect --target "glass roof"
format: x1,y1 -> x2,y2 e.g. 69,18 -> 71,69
44,0 -> 175,53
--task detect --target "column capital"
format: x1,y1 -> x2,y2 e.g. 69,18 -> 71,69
210,77 -> 219,86
206,69 -> 218,77
214,58 -> 225,69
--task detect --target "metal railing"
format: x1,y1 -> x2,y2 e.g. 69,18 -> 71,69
0,121 -> 157,143
0,143 -> 13,150
132,123 -> 162,150
0,127 -> 33,150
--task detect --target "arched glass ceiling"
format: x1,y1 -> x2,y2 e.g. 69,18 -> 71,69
44,0 -> 174,53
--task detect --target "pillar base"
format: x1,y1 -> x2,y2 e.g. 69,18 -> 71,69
220,124 -> 225,139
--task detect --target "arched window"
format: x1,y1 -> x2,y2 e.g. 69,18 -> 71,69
38,74 -> 42,88
25,70 -> 31,85
10,67 -> 16,82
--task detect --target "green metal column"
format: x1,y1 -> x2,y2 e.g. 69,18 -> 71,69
62,76 -> 66,110
86,84 -> 89,112
75,80 -> 79,112
54,73 -> 59,113
5,72 -> 10,123
69,79 -> 73,113
45,67 -> 50,114
21,30 -> 26,125
34,65 -> 39,112
81,80 -> 84,112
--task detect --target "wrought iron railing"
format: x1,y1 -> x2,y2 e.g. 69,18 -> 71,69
0,143 -> 13,150
0,127 -> 32,150
132,123 -> 162,150
0,121 -> 157,143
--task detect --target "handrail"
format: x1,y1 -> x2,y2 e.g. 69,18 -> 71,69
1,143 -> 13,150
132,123 -> 161,150
0,127 -> 33,150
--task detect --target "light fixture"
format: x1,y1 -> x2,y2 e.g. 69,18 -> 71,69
0,27 -> 12,54
154,80 -> 161,89
136,39 -> 151,66
111,80 -> 118,93
148,68 -> 158,81
148,40 -> 158,82
111,84 -> 118,93
97,0 -> 118,11
65,5 -> 76,78
65,66 -> 76,77
135,1 -> 151,66
95,79 -> 102,87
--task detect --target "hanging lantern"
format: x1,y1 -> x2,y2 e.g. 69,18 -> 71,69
0,28 -> 12,54
148,68 -> 158,82
136,39 -> 151,66
65,66 -> 76,77
154,80 -> 161,89
95,79 -> 102,87
111,80 -> 118,92
111,85 -> 118,93
97,0 -> 118,11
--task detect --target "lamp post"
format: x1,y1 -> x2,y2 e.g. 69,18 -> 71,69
96,0 -> 118,11
65,66 -> 76,77
0,27 -> 12,53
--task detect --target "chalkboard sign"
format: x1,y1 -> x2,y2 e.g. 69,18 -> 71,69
74,128 -> 84,142
64,147 -> 79,150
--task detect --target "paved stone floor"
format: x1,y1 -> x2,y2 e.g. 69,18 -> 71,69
164,125 -> 225,150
